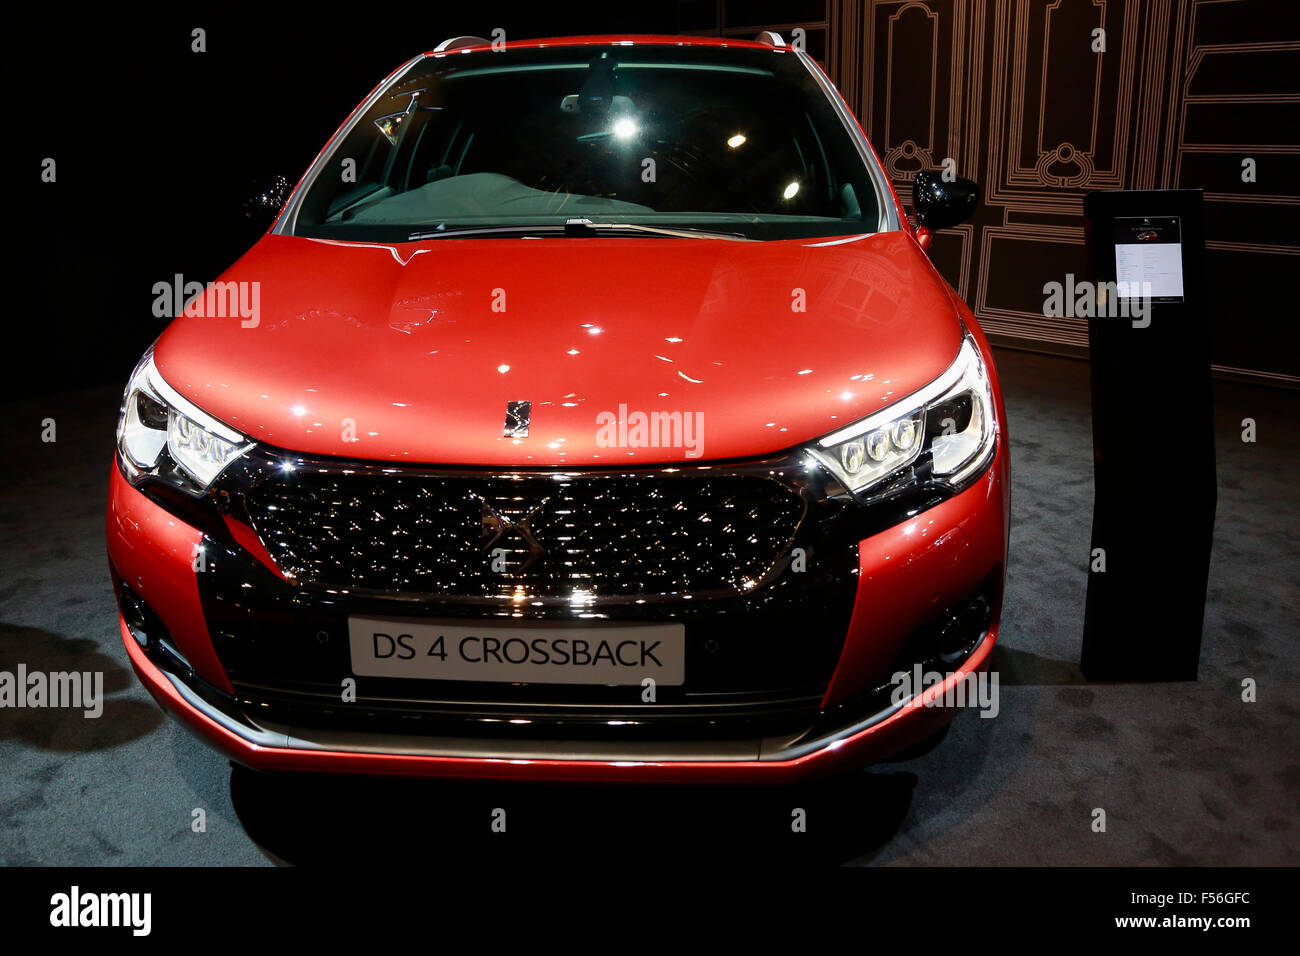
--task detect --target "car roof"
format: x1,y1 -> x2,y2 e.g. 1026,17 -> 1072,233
423,34 -> 789,57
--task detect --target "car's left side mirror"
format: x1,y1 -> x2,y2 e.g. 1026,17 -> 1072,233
912,171 -> 979,251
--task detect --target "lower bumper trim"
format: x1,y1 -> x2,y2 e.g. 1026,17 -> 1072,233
124,615 -> 996,782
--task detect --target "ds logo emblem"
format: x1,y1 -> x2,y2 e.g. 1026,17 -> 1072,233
478,497 -> 549,572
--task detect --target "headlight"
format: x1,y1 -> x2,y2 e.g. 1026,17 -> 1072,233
808,334 -> 996,496
116,347 -> 252,492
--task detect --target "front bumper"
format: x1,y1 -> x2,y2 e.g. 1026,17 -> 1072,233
120,612 -> 996,783
107,425 -> 1008,782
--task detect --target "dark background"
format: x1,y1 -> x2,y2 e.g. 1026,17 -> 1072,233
15,1 -> 1299,398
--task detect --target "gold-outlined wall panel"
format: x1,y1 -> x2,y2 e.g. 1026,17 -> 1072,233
683,0 -> 1300,380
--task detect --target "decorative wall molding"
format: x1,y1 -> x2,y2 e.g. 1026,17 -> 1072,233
683,0 -> 1300,381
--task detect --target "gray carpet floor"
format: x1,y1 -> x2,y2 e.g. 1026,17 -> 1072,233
1,349 -> 1296,865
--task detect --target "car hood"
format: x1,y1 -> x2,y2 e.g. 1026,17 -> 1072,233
154,232 -> 963,467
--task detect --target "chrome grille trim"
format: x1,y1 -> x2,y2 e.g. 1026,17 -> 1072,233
238,457 -> 813,606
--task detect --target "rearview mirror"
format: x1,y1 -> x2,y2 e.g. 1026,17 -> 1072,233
243,175 -> 291,230
913,171 -> 979,233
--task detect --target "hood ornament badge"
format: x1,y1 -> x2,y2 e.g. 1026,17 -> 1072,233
503,400 -> 531,438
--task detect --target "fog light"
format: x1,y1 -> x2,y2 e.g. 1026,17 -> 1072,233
120,587 -> 150,648
937,596 -> 992,664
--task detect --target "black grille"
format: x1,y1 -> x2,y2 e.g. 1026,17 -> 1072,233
244,469 -> 806,600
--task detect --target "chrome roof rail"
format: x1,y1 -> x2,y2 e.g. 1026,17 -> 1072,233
433,35 -> 490,52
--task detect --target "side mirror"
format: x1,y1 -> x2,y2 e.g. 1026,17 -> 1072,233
243,174 -> 291,230
912,171 -> 979,249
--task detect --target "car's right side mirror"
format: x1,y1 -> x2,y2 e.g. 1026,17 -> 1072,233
912,171 -> 979,250
243,174 -> 292,233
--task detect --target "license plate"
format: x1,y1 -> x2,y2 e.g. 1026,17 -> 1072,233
347,616 -> 685,686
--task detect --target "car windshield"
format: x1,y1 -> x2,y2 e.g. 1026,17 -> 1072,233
290,43 -> 886,242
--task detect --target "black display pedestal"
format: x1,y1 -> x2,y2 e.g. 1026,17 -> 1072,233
1080,190 -> 1216,681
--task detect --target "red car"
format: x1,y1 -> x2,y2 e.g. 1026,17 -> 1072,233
108,34 -> 1007,783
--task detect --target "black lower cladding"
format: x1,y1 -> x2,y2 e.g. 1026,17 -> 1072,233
181,445 -> 951,741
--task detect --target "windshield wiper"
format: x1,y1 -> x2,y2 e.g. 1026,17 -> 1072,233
407,220 -> 752,242
558,219 -> 752,241
407,224 -> 564,241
